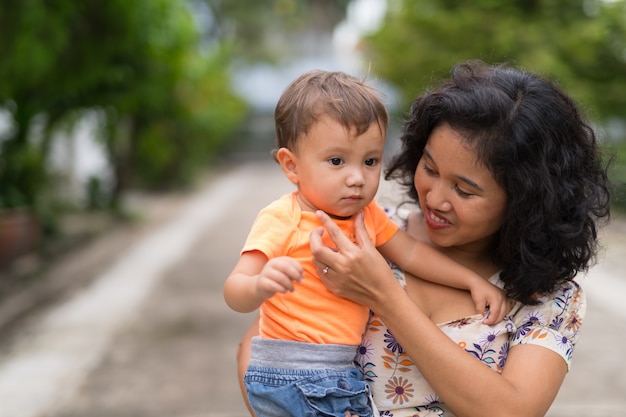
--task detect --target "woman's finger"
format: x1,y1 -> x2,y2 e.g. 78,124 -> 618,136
311,256 -> 327,276
310,226 -> 338,267
353,210 -> 370,248
315,210 -> 357,251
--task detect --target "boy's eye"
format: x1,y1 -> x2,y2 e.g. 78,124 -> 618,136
329,157 -> 343,166
364,158 -> 379,167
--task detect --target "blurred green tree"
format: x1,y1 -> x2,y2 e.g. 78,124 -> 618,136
364,0 -> 626,123
0,0 -> 246,216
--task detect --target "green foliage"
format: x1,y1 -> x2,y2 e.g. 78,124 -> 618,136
0,0 -> 247,217
364,0 -> 626,121
132,47 -> 247,190
0,139 -> 46,209
606,140 -> 626,212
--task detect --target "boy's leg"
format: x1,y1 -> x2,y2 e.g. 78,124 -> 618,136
236,315 -> 260,417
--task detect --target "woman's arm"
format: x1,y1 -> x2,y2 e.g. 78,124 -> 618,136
377,228 -> 508,323
310,211 -> 567,417
368,283 -> 566,417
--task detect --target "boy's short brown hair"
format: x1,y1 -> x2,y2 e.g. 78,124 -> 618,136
273,70 -> 388,156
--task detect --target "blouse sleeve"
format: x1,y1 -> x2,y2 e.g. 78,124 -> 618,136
508,279 -> 586,370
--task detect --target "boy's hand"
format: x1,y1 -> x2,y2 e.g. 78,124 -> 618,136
470,280 -> 510,325
255,256 -> 303,301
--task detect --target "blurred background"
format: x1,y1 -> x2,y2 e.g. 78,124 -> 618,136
1,0 -> 625,273
0,0 -> 625,415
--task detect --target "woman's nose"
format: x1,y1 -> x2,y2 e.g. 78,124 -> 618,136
426,184 -> 452,211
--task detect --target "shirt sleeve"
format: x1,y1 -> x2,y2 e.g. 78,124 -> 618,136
509,279 -> 586,370
366,201 -> 400,246
241,198 -> 294,259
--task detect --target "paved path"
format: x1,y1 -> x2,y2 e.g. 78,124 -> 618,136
0,160 -> 624,417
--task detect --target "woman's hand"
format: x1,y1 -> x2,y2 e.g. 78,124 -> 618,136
309,210 -> 400,308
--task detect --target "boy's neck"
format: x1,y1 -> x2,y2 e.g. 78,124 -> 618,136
326,212 -> 352,221
293,191 -> 353,221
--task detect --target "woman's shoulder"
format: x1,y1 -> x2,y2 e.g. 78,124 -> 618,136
508,279 -> 585,327
507,278 -> 586,368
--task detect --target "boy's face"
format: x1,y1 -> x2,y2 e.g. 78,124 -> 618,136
283,115 -> 385,219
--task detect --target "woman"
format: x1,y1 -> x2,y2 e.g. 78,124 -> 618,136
239,61 -> 612,416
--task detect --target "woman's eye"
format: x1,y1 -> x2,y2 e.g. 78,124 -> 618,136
455,185 -> 473,198
329,157 -> 343,166
422,163 -> 436,175
364,158 -> 379,167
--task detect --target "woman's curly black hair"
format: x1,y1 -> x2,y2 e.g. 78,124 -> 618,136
385,60 -> 612,305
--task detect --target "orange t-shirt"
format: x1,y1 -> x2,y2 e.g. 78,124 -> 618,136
242,192 -> 399,345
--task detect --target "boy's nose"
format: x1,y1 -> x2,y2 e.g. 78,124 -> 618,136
346,167 -> 365,187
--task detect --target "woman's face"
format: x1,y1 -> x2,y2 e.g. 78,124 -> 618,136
414,123 -> 507,255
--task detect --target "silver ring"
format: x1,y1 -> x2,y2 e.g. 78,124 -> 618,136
322,265 -> 329,275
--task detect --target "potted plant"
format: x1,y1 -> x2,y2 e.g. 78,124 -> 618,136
0,132 -> 45,269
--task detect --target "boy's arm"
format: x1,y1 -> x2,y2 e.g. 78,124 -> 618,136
378,229 -> 508,324
223,251 -> 303,313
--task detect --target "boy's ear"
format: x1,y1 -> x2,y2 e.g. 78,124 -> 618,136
276,147 -> 299,185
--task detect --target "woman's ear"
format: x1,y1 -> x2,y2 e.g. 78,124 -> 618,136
276,147 -> 299,185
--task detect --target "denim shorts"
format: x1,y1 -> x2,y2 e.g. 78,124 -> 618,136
244,337 -> 374,417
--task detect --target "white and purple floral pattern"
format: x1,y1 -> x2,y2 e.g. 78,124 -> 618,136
356,209 -> 586,416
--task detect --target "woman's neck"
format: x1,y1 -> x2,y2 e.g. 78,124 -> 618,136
438,245 -> 499,280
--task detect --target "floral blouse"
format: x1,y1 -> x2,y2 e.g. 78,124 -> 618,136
355,211 -> 586,416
